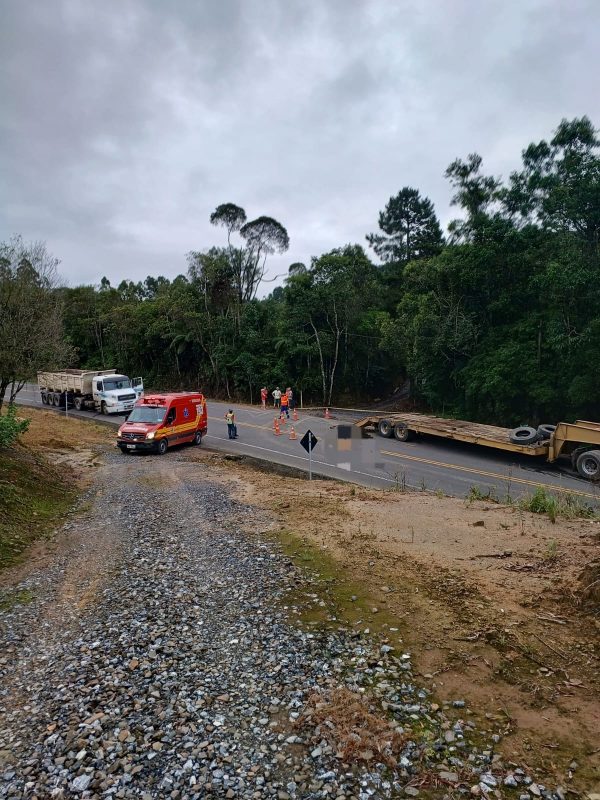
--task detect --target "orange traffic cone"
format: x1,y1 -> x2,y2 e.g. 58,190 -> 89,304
273,418 -> 281,435
292,408 -> 299,421
324,407 -> 331,419
279,412 -> 287,425
289,426 -> 297,440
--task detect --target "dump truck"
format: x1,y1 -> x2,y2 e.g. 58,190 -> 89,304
356,412 -> 600,481
38,369 -> 143,415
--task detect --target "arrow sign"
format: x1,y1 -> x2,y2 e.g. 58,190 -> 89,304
300,429 -> 318,481
300,430 -> 318,453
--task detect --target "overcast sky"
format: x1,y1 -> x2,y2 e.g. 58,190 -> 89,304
1,0 -> 599,292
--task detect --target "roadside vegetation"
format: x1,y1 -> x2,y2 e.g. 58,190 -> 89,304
0,408 -> 108,570
467,483 -> 599,523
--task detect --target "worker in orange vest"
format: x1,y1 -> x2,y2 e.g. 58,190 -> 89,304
280,391 -> 290,418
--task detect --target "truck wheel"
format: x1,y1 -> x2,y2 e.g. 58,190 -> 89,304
394,423 -> 411,442
101,401 -> 108,415
576,450 -> 600,480
52,393 -> 60,407
74,397 -> 84,411
193,431 -> 202,446
537,424 -> 556,440
378,419 -> 393,438
41,392 -> 47,405
509,426 -> 539,445
157,439 -> 168,455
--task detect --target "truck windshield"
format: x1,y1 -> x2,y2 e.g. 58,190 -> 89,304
103,378 -> 132,390
127,407 -> 165,423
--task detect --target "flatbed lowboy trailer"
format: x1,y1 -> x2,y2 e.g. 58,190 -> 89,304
356,413 -> 600,481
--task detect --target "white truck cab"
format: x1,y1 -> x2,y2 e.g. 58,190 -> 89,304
92,375 -> 144,414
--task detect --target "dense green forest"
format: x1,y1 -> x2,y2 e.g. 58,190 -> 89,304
3,118 -> 600,425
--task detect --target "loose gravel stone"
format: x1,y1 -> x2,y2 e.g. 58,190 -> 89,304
0,449 -> 565,798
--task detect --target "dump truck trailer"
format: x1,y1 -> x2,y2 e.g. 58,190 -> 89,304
38,369 -> 143,415
356,412 -> 600,481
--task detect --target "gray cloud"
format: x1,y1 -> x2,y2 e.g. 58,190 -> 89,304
1,0 -> 599,289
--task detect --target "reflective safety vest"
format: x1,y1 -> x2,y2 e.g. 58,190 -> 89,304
280,394 -> 289,406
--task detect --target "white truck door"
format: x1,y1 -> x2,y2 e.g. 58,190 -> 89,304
93,379 -> 104,408
133,377 -> 144,397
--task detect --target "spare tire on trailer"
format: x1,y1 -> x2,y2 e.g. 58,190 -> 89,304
509,426 -> 539,445
394,422 -> 411,442
378,419 -> 393,438
537,423 -> 556,440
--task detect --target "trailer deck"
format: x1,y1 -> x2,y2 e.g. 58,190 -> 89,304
357,413 -> 549,456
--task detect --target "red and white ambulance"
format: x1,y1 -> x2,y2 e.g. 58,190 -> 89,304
117,392 -> 207,455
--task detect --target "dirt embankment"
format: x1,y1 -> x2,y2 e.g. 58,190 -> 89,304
0,409 -> 110,575
196,450 -> 600,794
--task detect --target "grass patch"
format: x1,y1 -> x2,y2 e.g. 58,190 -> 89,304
0,587 -> 35,611
275,528 -> 406,645
0,446 -> 76,570
518,486 -> 597,522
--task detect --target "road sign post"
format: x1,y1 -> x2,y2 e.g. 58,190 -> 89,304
300,429 -> 318,480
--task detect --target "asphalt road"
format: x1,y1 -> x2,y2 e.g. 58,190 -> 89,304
16,384 -> 600,504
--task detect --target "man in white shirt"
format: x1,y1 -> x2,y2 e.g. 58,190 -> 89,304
272,387 -> 282,408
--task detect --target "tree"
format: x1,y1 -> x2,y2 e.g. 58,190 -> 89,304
366,187 -> 443,265
0,237 -> 73,409
209,204 -> 289,307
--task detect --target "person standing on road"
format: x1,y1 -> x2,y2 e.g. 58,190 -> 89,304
286,387 -> 294,410
260,387 -> 268,410
272,387 -> 281,408
225,409 -> 238,439
280,390 -> 289,418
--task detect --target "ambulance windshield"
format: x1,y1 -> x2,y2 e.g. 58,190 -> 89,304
127,407 -> 165,424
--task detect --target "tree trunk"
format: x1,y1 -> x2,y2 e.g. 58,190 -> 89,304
9,379 -> 26,405
309,318 -> 327,405
0,378 -> 10,411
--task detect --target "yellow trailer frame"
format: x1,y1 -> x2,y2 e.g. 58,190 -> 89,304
357,413 -> 600,478
356,413 -> 549,456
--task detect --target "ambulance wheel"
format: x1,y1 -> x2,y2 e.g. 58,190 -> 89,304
157,439 -> 168,455
193,431 -> 202,446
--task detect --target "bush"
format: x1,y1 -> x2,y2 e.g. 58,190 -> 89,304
0,405 -> 30,448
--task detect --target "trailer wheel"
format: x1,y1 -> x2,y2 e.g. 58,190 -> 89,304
576,449 -> 600,480
74,396 -> 84,411
378,419 -> 393,438
537,423 -> 556,440
509,426 -> 539,445
157,439 -> 168,455
394,423 -> 411,442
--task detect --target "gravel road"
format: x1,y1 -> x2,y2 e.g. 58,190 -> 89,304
0,449 -> 561,798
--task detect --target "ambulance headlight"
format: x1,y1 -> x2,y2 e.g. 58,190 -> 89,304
146,431 -> 155,440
